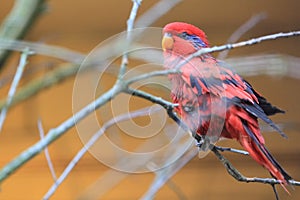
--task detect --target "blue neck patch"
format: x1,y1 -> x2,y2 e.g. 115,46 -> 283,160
178,32 -> 207,48
189,35 -> 207,48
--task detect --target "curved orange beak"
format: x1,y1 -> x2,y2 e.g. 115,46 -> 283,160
162,33 -> 174,51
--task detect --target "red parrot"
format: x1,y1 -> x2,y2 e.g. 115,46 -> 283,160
162,22 -> 292,188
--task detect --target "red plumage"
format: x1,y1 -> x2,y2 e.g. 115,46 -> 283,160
162,22 -> 292,189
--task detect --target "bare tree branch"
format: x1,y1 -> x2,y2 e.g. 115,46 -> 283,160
0,49 -> 33,132
126,68 -> 179,85
214,146 -> 249,155
125,87 -> 177,110
218,12 -> 267,60
0,0 -> 46,67
118,0 -> 143,79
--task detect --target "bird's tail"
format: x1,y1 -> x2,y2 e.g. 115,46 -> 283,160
240,120 -> 292,192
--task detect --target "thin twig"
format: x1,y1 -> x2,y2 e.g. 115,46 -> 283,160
125,68 -> 179,85
214,146 -> 249,155
118,0 -> 142,79
0,48 -> 33,132
43,106 -> 160,200
37,119 -> 57,182
125,87 -> 177,110
271,184 -> 280,200
218,12 -> 267,60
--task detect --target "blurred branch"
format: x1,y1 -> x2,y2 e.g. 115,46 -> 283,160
37,119 -> 57,182
0,39 -> 86,90
77,124 -> 183,199
0,0 -> 46,68
141,147 -> 197,200
0,39 -> 85,64
218,12 -> 267,60
0,63 -> 80,110
226,54 -> 300,78
140,145 -> 250,200
135,0 -> 182,28
165,180 -> 188,200
0,49 -> 32,132
43,106 -> 160,200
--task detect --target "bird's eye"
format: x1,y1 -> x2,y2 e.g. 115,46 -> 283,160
165,32 -> 172,37
179,32 -> 189,39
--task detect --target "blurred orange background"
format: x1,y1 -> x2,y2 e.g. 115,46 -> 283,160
0,0 -> 299,199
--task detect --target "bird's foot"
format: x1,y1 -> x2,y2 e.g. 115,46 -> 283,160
195,136 -> 211,151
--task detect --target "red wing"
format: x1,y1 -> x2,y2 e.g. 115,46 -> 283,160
180,59 -> 257,102
178,58 -> 287,139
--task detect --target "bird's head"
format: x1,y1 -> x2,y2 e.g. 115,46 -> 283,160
162,22 -> 209,56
